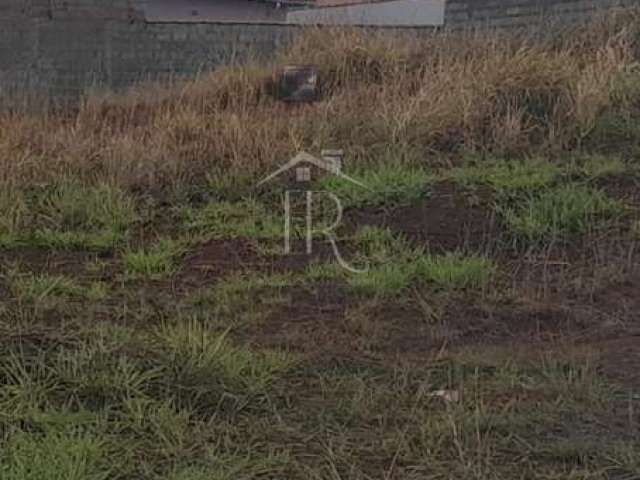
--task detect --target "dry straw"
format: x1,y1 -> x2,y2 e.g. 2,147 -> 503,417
1,8 -> 639,192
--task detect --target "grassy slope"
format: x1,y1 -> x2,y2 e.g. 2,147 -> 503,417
1,10 -> 640,480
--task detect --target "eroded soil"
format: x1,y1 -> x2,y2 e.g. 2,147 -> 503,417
2,180 -> 639,392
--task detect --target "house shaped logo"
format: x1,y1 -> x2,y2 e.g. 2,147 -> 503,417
257,150 -> 367,188
257,149 -> 368,273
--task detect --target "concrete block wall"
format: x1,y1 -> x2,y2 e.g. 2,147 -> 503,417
0,2 -> 34,102
0,0 -> 639,106
445,0 -> 638,28
0,0 -> 298,105
107,22 -> 296,90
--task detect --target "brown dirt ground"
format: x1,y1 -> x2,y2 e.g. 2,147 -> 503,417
143,178 -> 640,392
0,249 -> 99,277
2,178 -> 638,391
346,182 -> 499,253
178,238 -> 263,288
247,275 -> 640,393
177,238 -> 345,289
595,174 -> 640,208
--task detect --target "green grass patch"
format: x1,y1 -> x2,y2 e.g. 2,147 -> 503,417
157,319 -> 294,395
416,252 -> 496,290
123,239 -> 184,279
6,272 -> 107,306
318,163 -> 434,207
0,183 -> 137,252
0,430 -> 111,480
345,231 -> 495,295
449,158 -> 560,194
29,230 -> 128,252
32,183 -> 136,252
301,228 -> 495,296
0,185 -> 28,249
50,346 -> 161,407
587,110 -> 640,148
581,155 -> 626,179
347,261 -> 416,296
501,184 -> 624,243
348,253 -> 495,296
179,199 -> 282,240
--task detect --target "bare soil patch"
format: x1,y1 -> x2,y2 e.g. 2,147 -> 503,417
0,249 -> 101,276
248,289 -> 591,361
597,336 -> 640,391
347,182 -> 499,253
0,249 -> 116,302
595,174 -> 640,208
178,239 -> 262,288
248,272 -> 640,370
247,283 -> 352,354
178,238 -> 350,288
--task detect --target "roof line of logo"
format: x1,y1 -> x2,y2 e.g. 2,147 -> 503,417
257,151 -> 369,189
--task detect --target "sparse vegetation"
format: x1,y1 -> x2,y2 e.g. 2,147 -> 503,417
4,270 -> 108,310
180,200 -> 282,240
581,155 -> 627,179
501,184 -> 624,242
343,229 -> 495,295
318,162 -> 435,207
124,239 -> 184,279
0,183 -> 137,252
347,251 -> 495,295
0,430 -> 111,480
449,157 -> 560,194
1,10 -> 640,479
417,252 -> 495,290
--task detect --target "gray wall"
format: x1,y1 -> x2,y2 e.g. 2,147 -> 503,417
445,0 -> 638,28
286,0 -> 445,26
0,0 -> 638,106
0,0 -> 297,106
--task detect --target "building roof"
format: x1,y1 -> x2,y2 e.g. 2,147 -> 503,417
134,0 -> 383,23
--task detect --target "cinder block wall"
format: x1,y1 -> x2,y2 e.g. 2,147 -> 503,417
107,23 -> 296,90
0,1 -> 37,102
0,0 -> 297,105
0,0 -> 638,106
445,0 -> 637,28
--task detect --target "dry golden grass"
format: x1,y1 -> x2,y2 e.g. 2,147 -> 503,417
1,9 -> 640,193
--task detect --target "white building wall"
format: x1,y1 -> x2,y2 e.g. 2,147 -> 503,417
287,0 -> 445,26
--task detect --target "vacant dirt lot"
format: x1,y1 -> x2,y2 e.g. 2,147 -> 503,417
1,11 -> 640,480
